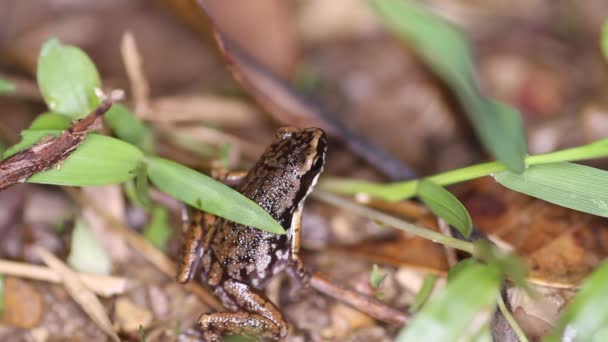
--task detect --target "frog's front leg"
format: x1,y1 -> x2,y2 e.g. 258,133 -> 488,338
287,206 -> 310,288
199,279 -> 288,341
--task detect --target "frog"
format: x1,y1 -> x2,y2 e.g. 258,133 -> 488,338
177,126 -> 327,341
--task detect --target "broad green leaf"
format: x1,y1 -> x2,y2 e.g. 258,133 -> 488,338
371,0 -> 527,173
602,19 -> 608,62
2,130 -> 61,158
494,162 -> 608,218
410,274 -> 437,313
29,112 -> 72,130
37,38 -> 101,118
146,157 -> 284,234
545,261 -> 608,342
105,104 -> 155,153
397,262 -> 501,342
67,217 -> 112,275
27,133 -> 143,186
417,179 -> 472,237
447,258 -> 477,283
473,240 -> 528,289
143,206 -> 172,251
0,78 -> 15,94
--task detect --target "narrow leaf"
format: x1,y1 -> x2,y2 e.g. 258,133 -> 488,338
369,264 -> 387,288
0,78 -> 15,94
397,262 -> 501,342
545,261 -> 608,341
146,157 -> 284,234
67,217 -> 112,275
143,206 -> 173,251
417,179 -> 472,237
37,38 -> 101,118
28,133 -> 143,186
410,274 -> 437,313
105,104 -> 154,153
135,161 -> 151,208
0,274 -> 4,316
371,0 -> 527,173
493,162 -> 608,218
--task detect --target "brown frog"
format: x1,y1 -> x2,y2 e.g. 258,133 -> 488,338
177,127 -> 327,341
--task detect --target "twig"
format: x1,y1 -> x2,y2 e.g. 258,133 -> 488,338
0,90 -> 124,191
121,32 -> 150,117
64,187 -> 224,311
311,272 -> 409,326
0,259 -> 135,297
312,190 -> 475,254
35,247 -> 121,342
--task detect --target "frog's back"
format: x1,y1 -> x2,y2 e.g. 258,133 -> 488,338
206,127 -> 326,288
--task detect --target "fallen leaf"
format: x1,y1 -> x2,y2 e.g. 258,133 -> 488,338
1,277 -> 44,329
115,297 -> 153,332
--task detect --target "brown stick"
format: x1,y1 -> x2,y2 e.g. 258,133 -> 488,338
0,90 -> 124,191
310,272 -> 409,326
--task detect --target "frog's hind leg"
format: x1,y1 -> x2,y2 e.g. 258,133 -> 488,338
177,207 -> 213,283
198,279 -> 288,341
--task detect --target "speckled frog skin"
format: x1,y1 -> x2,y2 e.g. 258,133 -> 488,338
177,127 -> 327,341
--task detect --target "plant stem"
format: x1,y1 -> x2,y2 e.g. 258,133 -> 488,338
311,190 -> 475,254
319,138 -> 608,201
497,293 -> 529,342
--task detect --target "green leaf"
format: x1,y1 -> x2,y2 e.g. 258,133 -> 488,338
67,217 -> 112,275
146,157 -> 284,234
369,264 -> 387,288
0,78 -> 15,94
371,0 -> 527,173
602,19 -> 608,63
223,334 -> 257,342
473,240 -> 528,289
417,179 -> 472,238
29,112 -> 72,130
494,162 -> 608,218
105,104 -> 155,153
27,133 -> 143,186
447,258 -> 477,283
397,262 -> 501,342
545,261 -> 608,342
143,206 -> 173,251
134,161 -> 151,208
2,130 -> 61,158
410,274 -> 437,313
37,38 -> 101,118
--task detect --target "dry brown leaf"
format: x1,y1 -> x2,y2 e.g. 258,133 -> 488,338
35,247 -> 120,342
1,277 -> 44,329
114,297 -> 153,332
0,259 -> 135,297
121,31 -> 150,116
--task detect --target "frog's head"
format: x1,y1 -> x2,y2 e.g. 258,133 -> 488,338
246,126 -> 326,226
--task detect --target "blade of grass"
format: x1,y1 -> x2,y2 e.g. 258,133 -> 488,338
146,157 -> 284,234
143,206 -> 172,251
371,0 -> 526,173
0,78 -> 15,94
493,162 -> 608,218
417,180 -> 472,238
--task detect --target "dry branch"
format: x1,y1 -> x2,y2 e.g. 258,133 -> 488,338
0,90 -> 124,191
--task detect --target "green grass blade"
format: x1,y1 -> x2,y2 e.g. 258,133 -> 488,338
417,179 -> 472,237
371,0 -> 527,173
0,78 -> 15,94
27,133 -> 143,186
146,157 -> 284,234
105,104 -> 155,153
143,206 -> 173,251
37,38 -> 101,118
545,261 -> 608,341
493,162 -> 608,217
397,261 -> 501,341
